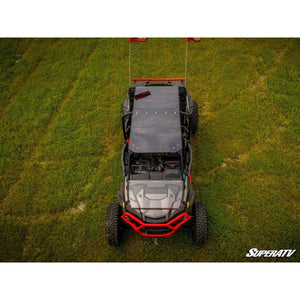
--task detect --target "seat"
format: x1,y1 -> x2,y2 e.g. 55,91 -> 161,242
163,168 -> 181,180
131,173 -> 149,180
149,171 -> 163,180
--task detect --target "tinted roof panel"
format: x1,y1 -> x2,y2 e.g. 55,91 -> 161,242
129,86 -> 182,153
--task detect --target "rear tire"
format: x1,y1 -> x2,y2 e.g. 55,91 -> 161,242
106,203 -> 122,246
190,100 -> 198,134
192,202 -> 208,245
121,103 -> 127,116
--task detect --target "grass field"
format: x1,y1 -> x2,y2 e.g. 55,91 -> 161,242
0,38 -> 299,262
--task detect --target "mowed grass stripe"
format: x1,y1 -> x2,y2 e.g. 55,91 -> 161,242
0,39 -> 98,201
0,39 -> 31,102
190,39 -> 295,176
1,40 -> 100,216
0,39 -> 30,102
30,42 -> 99,160
1,39 -> 124,218
0,39 -> 129,261
0,39 -> 57,117
38,39 -> 120,161
192,39 -> 299,261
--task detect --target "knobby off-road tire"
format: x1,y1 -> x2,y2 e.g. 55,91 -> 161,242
192,202 -> 208,246
106,203 -> 122,246
190,100 -> 198,134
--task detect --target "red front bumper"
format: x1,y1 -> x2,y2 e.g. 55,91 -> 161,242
121,212 -> 191,238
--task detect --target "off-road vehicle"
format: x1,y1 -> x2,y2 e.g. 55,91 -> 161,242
106,78 -> 208,246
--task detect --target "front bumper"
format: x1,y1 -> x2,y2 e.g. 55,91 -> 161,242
121,212 -> 191,238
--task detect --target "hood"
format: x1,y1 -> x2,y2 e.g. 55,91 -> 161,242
127,180 -> 184,222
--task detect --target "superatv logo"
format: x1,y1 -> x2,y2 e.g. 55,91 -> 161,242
246,248 -> 296,258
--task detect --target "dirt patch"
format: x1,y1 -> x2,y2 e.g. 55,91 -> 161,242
71,202 -> 85,214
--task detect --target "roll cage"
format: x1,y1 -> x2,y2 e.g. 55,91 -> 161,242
121,80 -> 193,180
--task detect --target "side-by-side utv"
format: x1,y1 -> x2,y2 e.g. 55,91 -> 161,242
105,78 -> 208,246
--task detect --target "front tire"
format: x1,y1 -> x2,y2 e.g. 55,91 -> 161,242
106,203 -> 122,246
192,202 -> 208,245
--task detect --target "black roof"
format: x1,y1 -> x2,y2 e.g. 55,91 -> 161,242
129,86 -> 182,153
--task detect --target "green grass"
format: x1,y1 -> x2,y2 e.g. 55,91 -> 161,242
0,38 -> 98,200
0,38 -> 299,262
0,39 -> 57,115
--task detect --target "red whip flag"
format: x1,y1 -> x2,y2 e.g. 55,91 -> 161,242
186,38 -> 201,43
130,38 -> 148,43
